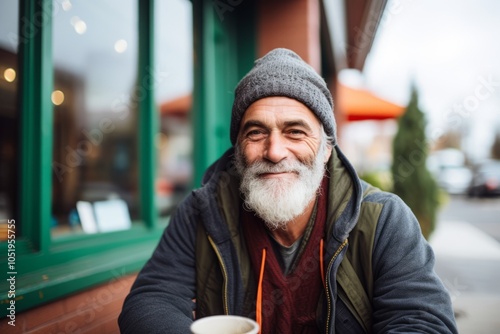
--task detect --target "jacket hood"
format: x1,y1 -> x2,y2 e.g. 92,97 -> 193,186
325,146 -> 363,242
195,148 -> 242,244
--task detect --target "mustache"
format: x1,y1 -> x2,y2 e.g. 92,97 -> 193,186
243,159 -> 313,176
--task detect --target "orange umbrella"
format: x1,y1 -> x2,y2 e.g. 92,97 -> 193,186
337,83 -> 404,121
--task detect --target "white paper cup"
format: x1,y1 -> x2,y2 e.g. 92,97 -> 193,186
190,315 -> 260,334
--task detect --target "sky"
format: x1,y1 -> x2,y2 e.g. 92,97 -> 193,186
360,0 -> 500,161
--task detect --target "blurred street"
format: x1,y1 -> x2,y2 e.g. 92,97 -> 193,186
430,195 -> 500,334
440,196 -> 500,242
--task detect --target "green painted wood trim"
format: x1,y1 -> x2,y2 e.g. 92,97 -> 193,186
193,0 -> 218,186
0,240 -> 158,316
0,240 -> 33,257
138,0 -> 158,228
1,225 -> 164,281
18,0 -> 53,252
50,223 -> 166,257
192,0 -> 257,186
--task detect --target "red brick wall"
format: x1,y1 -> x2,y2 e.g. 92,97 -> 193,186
0,275 -> 136,334
258,0 -> 321,72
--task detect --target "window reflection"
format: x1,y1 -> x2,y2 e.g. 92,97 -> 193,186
155,0 -> 193,216
51,0 -> 139,236
0,1 -> 20,240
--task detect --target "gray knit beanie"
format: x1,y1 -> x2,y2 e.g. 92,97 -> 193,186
230,48 -> 336,145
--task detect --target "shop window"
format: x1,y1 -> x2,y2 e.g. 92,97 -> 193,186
0,0 -> 207,317
154,0 -> 193,217
51,0 -> 139,237
0,1 -> 20,240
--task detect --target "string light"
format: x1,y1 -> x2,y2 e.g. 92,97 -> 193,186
114,39 -> 128,53
70,16 -> 87,35
52,90 -> 65,106
3,68 -> 16,82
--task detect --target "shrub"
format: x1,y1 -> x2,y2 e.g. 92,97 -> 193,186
391,88 -> 440,239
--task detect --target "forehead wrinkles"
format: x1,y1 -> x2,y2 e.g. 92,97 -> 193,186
241,98 -> 321,129
244,108 -> 317,126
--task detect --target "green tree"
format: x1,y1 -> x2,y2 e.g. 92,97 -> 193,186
391,87 -> 439,239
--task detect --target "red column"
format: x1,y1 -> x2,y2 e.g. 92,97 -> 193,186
257,0 -> 321,73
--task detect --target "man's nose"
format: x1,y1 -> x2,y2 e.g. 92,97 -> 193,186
264,131 -> 288,163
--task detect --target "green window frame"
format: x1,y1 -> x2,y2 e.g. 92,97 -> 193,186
0,0 -> 255,316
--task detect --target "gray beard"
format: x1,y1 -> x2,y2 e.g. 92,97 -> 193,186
234,139 -> 329,230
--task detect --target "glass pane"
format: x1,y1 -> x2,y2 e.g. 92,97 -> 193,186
51,0 -> 139,237
0,1 -> 20,240
155,0 -> 193,217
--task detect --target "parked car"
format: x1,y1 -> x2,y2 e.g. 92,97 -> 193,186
428,148 -> 472,195
467,160 -> 500,197
436,165 -> 472,195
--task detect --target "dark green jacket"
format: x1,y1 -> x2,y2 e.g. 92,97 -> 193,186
119,146 -> 458,334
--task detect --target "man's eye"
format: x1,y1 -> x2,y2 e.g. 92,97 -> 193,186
288,129 -> 305,137
246,130 -> 265,139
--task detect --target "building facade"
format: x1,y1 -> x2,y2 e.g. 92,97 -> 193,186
0,0 -> 387,331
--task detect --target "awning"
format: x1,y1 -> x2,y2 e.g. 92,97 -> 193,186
337,83 -> 404,121
160,94 -> 191,117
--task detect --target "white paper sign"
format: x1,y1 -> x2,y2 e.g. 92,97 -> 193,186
93,199 -> 132,232
76,201 -> 98,234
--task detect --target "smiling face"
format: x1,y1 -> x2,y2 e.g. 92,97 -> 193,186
234,96 -> 332,229
237,96 -> 331,172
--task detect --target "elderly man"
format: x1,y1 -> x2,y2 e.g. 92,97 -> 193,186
119,48 -> 457,333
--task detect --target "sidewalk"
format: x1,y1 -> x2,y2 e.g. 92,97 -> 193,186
429,220 -> 500,334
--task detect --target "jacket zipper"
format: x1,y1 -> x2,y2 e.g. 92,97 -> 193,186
208,235 -> 230,315
325,239 -> 348,334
